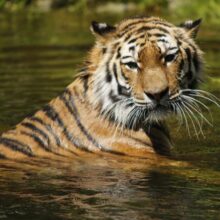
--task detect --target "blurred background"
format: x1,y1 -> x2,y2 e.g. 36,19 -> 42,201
0,0 -> 220,23
0,1 -> 220,220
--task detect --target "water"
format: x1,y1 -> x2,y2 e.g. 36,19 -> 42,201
0,11 -> 220,220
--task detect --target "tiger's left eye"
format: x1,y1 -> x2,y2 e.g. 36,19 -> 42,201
164,54 -> 176,63
125,62 -> 138,70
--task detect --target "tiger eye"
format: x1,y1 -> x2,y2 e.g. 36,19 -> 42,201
164,54 -> 176,63
125,62 -> 138,69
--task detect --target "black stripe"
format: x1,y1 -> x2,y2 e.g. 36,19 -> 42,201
192,52 -> 200,72
0,152 -> 6,159
122,56 -> 132,59
42,104 -> 91,153
106,63 -> 112,82
126,31 -> 148,43
102,149 -> 126,156
109,90 -> 121,102
153,21 -> 173,27
157,39 -> 167,44
28,116 -> 61,147
113,42 -> 120,49
124,34 -> 132,42
29,116 -> 79,156
42,104 -> 73,141
177,39 -> 182,46
179,60 -> 184,74
79,67 -> 87,73
60,91 -> 102,149
80,73 -> 90,94
127,38 -> 137,44
119,20 -> 146,36
118,86 -> 131,97
137,26 -> 170,34
154,33 -> 167,38
138,34 -> 146,39
102,48 -> 107,54
113,63 -> 119,83
116,46 -> 121,59
118,17 -> 159,36
119,20 -> 174,37
0,137 -> 34,157
121,19 -> 145,30
121,23 -> 170,38
184,48 -> 194,81
20,130 -> 51,152
21,122 -> 50,147
185,48 -> 192,65
80,74 -> 90,96
187,42 -> 197,51
129,46 -> 135,51
42,105 -> 67,129
113,63 -> 130,96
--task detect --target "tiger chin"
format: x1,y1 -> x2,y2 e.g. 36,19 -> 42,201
0,16 -> 205,160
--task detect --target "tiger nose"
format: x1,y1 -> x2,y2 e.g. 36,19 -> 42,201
144,87 -> 169,103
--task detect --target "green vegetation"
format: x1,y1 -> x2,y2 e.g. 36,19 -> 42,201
172,0 -> 220,24
0,0 -> 219,23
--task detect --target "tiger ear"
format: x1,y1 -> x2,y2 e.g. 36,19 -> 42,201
90,21 -> 116,37
179,18 -> 202,38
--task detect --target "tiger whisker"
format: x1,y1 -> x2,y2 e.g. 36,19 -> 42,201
182,97 -> 213,127
171,102 -> 184,132
181,94 -> 210,111
176,102 -> 191,138
181,102 -> 200,139
181,95 -> 205,128
182,94 -> 213,124
191,93 -> 220,107
181,94 -> 214,128
182,89 -> 220,107
183,89 -> 220,103
185,101 -> 205,137
128,107 -> 139,130
181,100 -> 204,138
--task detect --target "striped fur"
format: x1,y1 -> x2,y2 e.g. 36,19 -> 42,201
0,16 -> 205,160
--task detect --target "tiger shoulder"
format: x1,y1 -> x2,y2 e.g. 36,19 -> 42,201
0,16 -> 204,160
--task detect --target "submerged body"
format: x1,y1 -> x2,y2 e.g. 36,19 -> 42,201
0,16 -> 204,160
0,79 -> 171,159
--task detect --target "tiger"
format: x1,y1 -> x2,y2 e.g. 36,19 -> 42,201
0,16 -> 206,161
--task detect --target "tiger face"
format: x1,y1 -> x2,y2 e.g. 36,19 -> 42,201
89,17 -> 203,129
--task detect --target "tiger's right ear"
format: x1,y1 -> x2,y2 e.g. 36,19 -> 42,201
90,21 -> 116,37
179,18 -> 202,38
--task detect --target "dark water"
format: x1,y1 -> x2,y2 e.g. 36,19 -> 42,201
0,11 -> 220,220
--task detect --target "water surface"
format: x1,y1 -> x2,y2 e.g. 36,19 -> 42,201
0,11 -> 220,220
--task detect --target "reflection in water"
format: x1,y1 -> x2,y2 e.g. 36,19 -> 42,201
0,11 -> 220,220
0,156 -> 219,220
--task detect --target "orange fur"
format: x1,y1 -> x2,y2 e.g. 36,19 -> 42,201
0,16 -> 203,162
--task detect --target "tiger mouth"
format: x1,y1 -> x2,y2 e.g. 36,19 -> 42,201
132,100 -> 176,123
134,93 -> 181,113
134,100 -> 171,110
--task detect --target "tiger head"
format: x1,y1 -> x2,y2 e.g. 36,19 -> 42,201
88,17 -> 203,129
